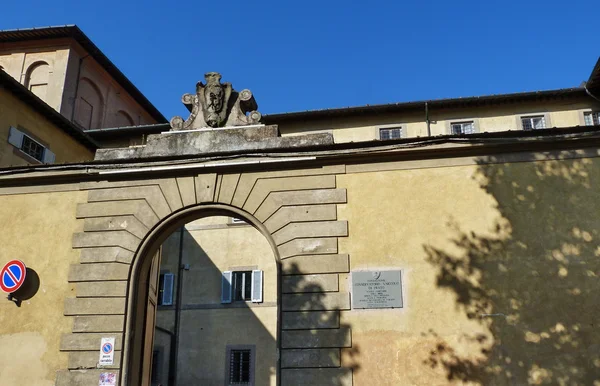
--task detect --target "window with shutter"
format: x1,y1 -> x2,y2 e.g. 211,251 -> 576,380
158,273 -> 174,306
221,271 -> 233,304
450,121 -> 475,135
7,126 -> 54,164
251,270 -> 263,303
584,111 -> 600,126
379,127 -> 402,140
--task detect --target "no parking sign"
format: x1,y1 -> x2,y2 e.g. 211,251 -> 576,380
99,337 -> 115,366
0,260 -> 26,294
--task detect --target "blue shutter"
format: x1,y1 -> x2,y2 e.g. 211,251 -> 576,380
8,126 -> 24,148
161,273 -> 174,306
221,271 -> 232,304
251,270 -> 263,303
43,149 -> 55,164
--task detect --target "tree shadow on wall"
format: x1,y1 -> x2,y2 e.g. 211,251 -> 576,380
281,262 -> 360,385
423,151 -> 600,385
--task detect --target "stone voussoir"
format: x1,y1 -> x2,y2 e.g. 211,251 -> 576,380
69,263 -> 130,282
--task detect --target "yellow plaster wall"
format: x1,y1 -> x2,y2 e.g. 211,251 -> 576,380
337,155 -> 600,385
0,190 -> 87,386
279,99 -> 598,142
0,87 -> 94,166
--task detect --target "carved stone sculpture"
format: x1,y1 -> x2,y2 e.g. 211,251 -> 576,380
170,72 -> 262,130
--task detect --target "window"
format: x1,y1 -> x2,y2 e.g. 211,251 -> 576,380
158,273 -> 174,306
233,271 -> 252,301
521,115 -> 546,130
450,121 -> 475,135
21,135 -> 45,161
379,127 -> 402,140
221,270 -> 263,304
584,111 -> 600,126
226,345 -> 255,386
7,126 -> 55,164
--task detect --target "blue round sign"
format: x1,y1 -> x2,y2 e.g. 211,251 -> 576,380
1,260 -> 26,294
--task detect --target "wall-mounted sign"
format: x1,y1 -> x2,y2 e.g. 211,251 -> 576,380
99,337 -> 115,366
352,270 -> 403,309
0,260 -> 27,294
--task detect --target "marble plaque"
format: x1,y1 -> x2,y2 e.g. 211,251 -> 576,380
352,270 -> 403,309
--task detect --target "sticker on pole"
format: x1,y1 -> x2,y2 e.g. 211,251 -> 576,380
99,337 -> 115,366
0,260 -> 26,294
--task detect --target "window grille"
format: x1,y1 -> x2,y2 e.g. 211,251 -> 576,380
584,112 -> 600,126
521,115 -> 546,130
229,349 -> 251,384
450,121 -> 475,135
379,127 -> 402,140
21,135 -> 45,161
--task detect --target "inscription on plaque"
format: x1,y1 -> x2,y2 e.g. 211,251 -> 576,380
352,270 -> 403,309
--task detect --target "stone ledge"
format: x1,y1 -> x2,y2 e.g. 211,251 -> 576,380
95,125 -> 333,161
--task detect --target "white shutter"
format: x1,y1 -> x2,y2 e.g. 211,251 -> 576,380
161,273 -> 174,306
7,126 -> 24,148
251,270 -> 263,303
221,271 -> 232,304
43,149 -> 55,164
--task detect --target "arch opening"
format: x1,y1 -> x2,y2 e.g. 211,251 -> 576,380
123,204 -> 281,386
74,77 -> 104,129
24,61 -> 50,102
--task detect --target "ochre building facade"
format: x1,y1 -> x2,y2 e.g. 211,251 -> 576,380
0,26 -> 600,386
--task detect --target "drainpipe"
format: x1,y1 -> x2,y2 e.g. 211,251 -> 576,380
425,102 -> 431,137
70,54 -> 90,122
170,227 -> 185,386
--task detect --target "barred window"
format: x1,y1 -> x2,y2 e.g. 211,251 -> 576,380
521,115 -> 546,130
226,346 -> 255,385
21,135 -> 45,161
584,111 -> 600,126
450,121 -> 475,135
379,127 -> 402,140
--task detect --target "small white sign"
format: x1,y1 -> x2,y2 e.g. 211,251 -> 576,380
98,337 -> 115,366
99,372 -> 117,386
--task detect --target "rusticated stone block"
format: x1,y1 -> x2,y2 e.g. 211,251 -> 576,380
281,368 -> 352,386
278,238 -> 338,259
72,315 -> 125,333
282,254 -> 349,275
60,333 -> 122,351
68,351 -> 121,369
76,281 -> 128,297
282,348 -> 340,368
69,263 -> 130,282
282,274 -> 339,293
273,221 -> 348,245
64,298 -> 126,316
79,247 -> 134,264
56,369 -> 120,386
282,311 -> 340,330
282,328 -> 351,349
282,292 -> 350,311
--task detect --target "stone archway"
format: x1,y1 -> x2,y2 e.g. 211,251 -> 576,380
60,164 -> 353,385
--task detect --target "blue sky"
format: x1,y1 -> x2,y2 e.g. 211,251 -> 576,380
2,0 -> 598,119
